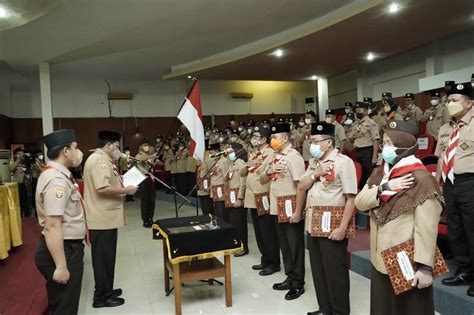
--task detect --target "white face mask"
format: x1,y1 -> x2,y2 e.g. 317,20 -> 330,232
111,149 -> 122,161
298,121 -> 305,127
345,108 -> 350,114
304,118 -> 312,125
71,149 -> 83,167
143,145 -> 150,153
344,119 -> 353,125
430,99 -> 440,106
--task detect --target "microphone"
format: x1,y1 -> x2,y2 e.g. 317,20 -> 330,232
209,148 -> 234,159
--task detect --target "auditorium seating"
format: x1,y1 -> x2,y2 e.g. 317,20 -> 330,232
416,133 -> 435,159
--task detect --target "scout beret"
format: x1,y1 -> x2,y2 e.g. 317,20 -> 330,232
405,93 -> 415,99
447,82 -> 472,98
311,122 -> 335,136
98,130 -> 121,142
325,109 -> 336,116
254,124 -> 271,139
431,91 -> 441,98
306,110 -> 317,117
363,97 -> 373,103
385,120 -> 419,138
43,129 -> 76,149
355,101 -> 368,109
382,92 -> 392,98
271,123 -> 290,134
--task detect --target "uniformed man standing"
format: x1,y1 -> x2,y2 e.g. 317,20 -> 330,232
435,83 -> 474,297
242,124 -> 281,275
83,131 -> 138,308
260,123 -> 306,300
175,143 -> 188,195
402,93 -> 423,128
349,102 -> 380,188
421,91 -> 450,139
210,143 -> 231,221
382,97 -> 404,123
340,102 -> 354,124
185,147 -> 197,196
302,110 -> 317,163
136,138 -> 159,228
325,109 -> 347,152
297,123 -> 357,315
34,129 -> 85,315
197,142 -> 218,216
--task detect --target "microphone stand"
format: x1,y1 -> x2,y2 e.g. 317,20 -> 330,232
129,158 -> 195,218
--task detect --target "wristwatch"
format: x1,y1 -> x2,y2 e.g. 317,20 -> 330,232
310,174 -> 316,181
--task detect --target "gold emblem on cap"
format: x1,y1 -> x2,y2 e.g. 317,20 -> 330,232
317,125 -> 323,131
457,84 -> 464,90
389,121 -> 397,129
271,127 -> 276,131
254,127 -> 259,132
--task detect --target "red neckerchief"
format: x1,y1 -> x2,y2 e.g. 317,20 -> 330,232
316,161 -> 335,182
271,153 -> 286,181
112,164 -> 125,187
42,166 -> 90,246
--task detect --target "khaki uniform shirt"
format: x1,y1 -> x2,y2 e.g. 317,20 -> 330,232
210,156 -> 230,199
36,161 -> 86,240
402,104 -> 423,127
186,154 -> 196,173
163,150 -> 174,171
302,150 -> 357,232
225,159 -> 247,202
83,149 -> 125,230
355,183 -> 442,274
244,145 -> 274,208
197,155 -> 213,196
11,161 -> 25,183
135,151 -> 153,173
176,149 -> 187,173
349,116 -> 380,148
301,125 -> 312,161
435,109 -> 474,175
334,122 -> 347,149
422,105 -> 450,139
265,145 -> 305,215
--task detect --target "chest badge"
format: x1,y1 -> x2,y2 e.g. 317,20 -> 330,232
460,142 -> 469,150
322,180 -> 330,188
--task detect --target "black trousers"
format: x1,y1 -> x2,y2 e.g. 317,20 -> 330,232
90,229 -> 118,303
199,195 -> 215,216
177,173 -> 186,195
164,171 -> 171,186
18,182 -> 30,217
308,236 -> 350,315
139,177 -> 155,223
355,146 -> 374,189
370,265 -> 434,315
214,201 -> 228,223
228,206 -> 248,251
35,236 -> 84,315
186,172 -> 196,196
444,174 -> 474,273
275,218 -> 305,288
251,209 -> 280,268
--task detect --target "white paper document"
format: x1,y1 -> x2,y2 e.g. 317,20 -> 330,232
122,166 -> 147,187
203,179 -> 209,190
322,212 -> 331,232
230,191 -> 236,204
217,187 -> 223,199
285,199 -> 293,217
397,251 -> 415,280
262,196 -> 270,210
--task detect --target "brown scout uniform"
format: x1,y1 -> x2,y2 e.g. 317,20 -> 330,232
334,122 -> 347,150
402,104 -> 423,127
83,149 -> 125,230
244,145 -> 273,209
210,155 -> 230,220
422,104 -> 450,139
303,149 -> 357,315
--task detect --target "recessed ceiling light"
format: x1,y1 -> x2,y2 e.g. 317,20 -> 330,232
273,49 -> 284,58
366,52 -> 376,61
0,6 -> 9,18
187,75 -> 192,79
388,3 -> 400,14
311,75 -> 318,80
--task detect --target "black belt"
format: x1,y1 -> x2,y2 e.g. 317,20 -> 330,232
40,235 -> 83,244
454,173 -> 474,180
355,146 -> 373,151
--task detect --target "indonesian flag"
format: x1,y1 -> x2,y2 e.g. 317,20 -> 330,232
379,155 -> 427,202
177,81 -> 205,161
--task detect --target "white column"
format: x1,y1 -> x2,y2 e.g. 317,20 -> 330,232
39,62 -> 54,143
425,41 -> 443,77
317,77 -> 329,118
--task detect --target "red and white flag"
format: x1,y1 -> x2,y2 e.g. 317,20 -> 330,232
177,81 -> 205,161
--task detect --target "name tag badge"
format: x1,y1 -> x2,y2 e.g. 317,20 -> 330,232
285,199 -> 293,217
230,191 -> 236,204
397,251 -> 415,280
203,179 -> 209,190
322,211 -> 331,232
262,196 -> 270,210
217,187 -> 223,198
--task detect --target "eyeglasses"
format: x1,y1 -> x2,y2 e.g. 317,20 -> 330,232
310,138 -> 331,145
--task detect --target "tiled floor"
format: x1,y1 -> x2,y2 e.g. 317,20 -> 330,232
78,198 -> 372,315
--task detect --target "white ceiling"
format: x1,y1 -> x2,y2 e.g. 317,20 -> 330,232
0,0 -> 354,79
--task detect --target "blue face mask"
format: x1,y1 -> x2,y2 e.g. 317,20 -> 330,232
381,146 -> 397,164
228,152 -> 236,161
310,144 -> 324,160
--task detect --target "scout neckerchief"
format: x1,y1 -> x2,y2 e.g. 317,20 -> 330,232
379,155 -> 427,202
112,163 -> 125,187
442,117 -> 472,184
42,165 -> 90,245
271,153 -> 286,181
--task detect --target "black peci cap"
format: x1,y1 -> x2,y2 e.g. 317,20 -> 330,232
431,91 -> 441,98
207,142 -> 220,151
363,97 -> 372,103
325,109 -> 336,116
306,110 -> 317,117
382,92 -> 392,98
254,124 -> 271,139
355,101 -> 368,109
311,122 -> 335,136
405,93 -> 415,99
43,129 -> 76,149
140,138 -> 150,145
344,102 -> 353,107
447,83 -> 472,98
271,123 -> 290,135
98,130 -> 121,142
